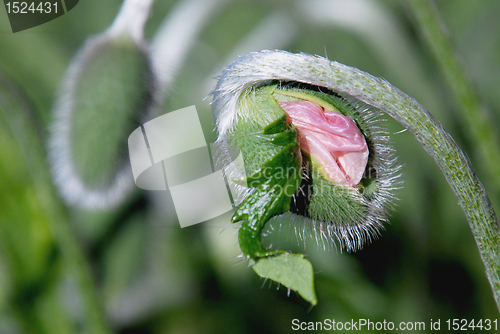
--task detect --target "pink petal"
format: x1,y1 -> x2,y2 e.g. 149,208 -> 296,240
279,100 -> 369,187
298,128 -> 348,185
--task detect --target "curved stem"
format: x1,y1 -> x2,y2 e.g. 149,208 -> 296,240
408,0 -> 500,191
214,50 -> 500,309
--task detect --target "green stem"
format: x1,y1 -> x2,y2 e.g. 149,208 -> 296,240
224,50 -> 500,309
408,0 -> 500,190
325,61 -> 500,309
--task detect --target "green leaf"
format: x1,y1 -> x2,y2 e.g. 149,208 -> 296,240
252,253 -> 317,305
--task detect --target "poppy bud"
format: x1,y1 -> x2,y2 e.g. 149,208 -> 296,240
211,49 -> 499,307
49,0 -> 155,208
213,81 -> 401,253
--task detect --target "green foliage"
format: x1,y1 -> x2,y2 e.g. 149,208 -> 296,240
1,0 -> 500,333
0,72 -> 102,334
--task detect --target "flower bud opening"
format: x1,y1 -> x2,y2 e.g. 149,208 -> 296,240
279,100 -> 369,187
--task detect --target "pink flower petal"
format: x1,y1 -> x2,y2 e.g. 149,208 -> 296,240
280,100 -> 369,187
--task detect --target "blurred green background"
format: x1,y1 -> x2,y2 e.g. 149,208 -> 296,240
1,0 -> 500,333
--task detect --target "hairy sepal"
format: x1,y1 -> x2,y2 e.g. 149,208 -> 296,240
223,83 -> 400,252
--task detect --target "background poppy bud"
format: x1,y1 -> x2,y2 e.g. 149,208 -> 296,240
49,0 -> 156,209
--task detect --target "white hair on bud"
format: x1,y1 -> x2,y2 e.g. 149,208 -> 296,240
210,50 -> 402,252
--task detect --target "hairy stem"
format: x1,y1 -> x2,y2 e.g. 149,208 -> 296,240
218,50 -> 500,309
108,0 -> 156,42
408,0 -> 500,190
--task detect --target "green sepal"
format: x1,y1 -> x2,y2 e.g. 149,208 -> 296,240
251,253 -> 317,306
230,85 -> 317,304
231,116 -> 302,258
262,114 -> 289,134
